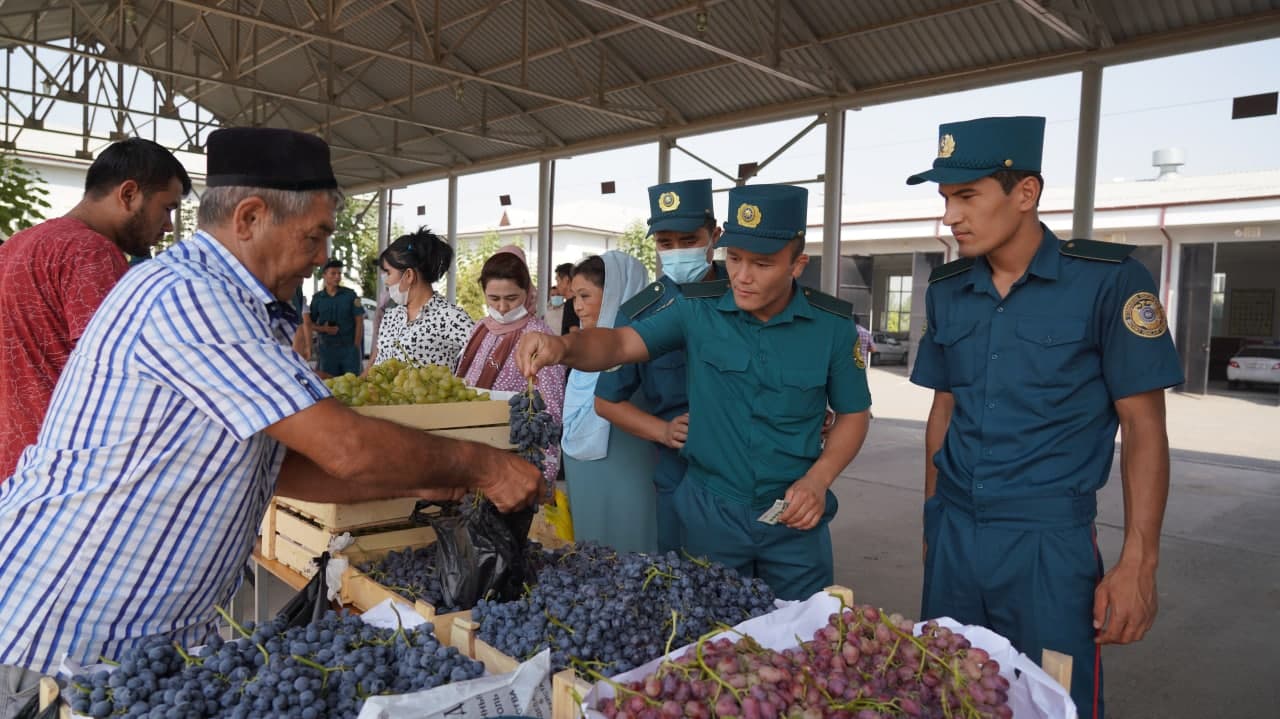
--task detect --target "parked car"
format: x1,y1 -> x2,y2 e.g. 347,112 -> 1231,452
870,332 -> 909,365
361,297 -> 377,358
1226,345 -> 1280,389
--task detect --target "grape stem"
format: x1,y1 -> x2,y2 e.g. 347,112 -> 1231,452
213,605 -> 271,664
692,630 -> 742,702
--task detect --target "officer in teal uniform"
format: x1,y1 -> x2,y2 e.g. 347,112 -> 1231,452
907,116 -> 1183,719
515,184 -> 872,600
594,178 -> 725,553
310,259 -> 365,376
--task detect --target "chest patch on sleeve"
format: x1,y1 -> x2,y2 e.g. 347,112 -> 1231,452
1123,291 -> 1167,338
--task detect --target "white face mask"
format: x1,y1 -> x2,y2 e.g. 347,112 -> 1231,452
383,271 -> 412,306
487,304 -> 529,324
549,295 -> 565,308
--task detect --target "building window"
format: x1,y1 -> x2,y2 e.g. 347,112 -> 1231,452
884,275 -> 912,333
1210,272 -> 1226,336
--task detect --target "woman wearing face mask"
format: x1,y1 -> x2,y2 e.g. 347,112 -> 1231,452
457,246 -> 565,496
369,227 -> 474,372
561,252 -> 659,553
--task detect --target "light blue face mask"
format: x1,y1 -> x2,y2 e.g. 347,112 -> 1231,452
549,295 -> 565,308
659,246 -> 712,285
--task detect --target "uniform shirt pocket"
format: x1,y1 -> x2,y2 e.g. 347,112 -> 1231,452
1014,317 -> 1090,387
774,366 -> 827,419
932,320 -> 981,386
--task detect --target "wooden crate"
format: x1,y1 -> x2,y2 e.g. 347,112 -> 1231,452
272,398 -> 512,531
448,586 -> 857,719
337,539 -> 473,646
260,499 -> 436,577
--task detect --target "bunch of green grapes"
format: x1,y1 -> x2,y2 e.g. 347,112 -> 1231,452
324,359 -> 490,407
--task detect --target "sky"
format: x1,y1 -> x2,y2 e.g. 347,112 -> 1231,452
386,37 -> 1280,237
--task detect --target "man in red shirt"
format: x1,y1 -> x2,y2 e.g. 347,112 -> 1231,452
0,139 -> 190,477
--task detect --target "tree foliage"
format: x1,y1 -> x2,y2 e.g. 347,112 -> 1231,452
0,153 -> 52,240
454,231 -> 508,320
330,193 -> 382,299
615,219 -> 656,277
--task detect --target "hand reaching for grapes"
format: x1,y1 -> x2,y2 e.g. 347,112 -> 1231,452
1093,560 -> 1158,644
471,447 -> 541,512
514,332 -> 565,379
662,413 -> 689,449
779,475 -> 827,530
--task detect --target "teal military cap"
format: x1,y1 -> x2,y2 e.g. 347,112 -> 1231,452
906,116 -> 1046,185
648,179 -> 715,233
719,184 -> 807,255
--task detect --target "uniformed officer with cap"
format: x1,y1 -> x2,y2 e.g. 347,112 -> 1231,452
593,178 -> 726,553
907,116 -> 1183,718
517,183 -> 872,599
310,258 -> 365,377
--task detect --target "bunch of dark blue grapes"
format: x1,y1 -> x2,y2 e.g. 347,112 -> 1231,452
471,543 -> 776,673
360,542 -> 563,613
508,387 -> 560,472
69,609 -> 483,718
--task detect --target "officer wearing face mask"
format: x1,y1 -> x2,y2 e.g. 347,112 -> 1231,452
594,179 -> 724,553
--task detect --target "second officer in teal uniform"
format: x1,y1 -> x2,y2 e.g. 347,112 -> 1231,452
516,184 -> 872,600
908,116 -> 1183,718
310,259 -> 365,376
594,178 -> 724,553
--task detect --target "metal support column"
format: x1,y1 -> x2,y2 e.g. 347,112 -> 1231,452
375,188 -> 390,298
821,109 -> 845,295
1072,62 -> 1103,239
658,137 -> 672,184
537,159 -> 555,315
447,175 -> 459,302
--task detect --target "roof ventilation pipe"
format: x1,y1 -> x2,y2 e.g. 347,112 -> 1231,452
1152,148 -> 1185,181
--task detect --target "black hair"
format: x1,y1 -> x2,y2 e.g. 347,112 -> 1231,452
991,169 -> 1044,207
555,262 -> 575,280
380,227 -> 453,284
84,138 -> 192,199
787,235 -> 806,260
323,259 -> 343,271
571,256 -> 606,289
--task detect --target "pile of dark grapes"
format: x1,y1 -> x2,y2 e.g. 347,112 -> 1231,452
359,541 -> 562,613
471,543 -> 775,674
508,386 -> 560,475
595,604 -> 1013,719
69,609 -> 483,718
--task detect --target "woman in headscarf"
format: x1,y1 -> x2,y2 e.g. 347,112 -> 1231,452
456,245 -> 565,497
560,251 -> 659,553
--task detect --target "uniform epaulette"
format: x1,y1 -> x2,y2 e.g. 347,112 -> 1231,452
619,281 -> 665,319
800,287 -> 853,318
681,278 -> 730,299
929,257 -> 974,283
1059,238 -> 1136,263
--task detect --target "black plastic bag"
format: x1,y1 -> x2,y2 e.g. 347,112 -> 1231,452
12,681 -> 62,719
274,551 -> 332,628
411,499 -> 533,610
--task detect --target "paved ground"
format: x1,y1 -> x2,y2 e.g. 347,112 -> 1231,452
830,366 -> 1280,717
243,366 -> 1279,717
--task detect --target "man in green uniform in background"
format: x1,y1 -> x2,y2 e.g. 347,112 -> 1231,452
310,259 -> 364,377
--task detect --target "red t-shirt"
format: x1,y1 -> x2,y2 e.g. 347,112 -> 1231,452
0,217 -> 129,478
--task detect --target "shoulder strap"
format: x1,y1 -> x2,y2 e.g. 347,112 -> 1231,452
929,257 -> 975,283
680,278 -> 730,299
619,281 -> 665,319
1059,238 -> 1136,263
800,287 -> 853,318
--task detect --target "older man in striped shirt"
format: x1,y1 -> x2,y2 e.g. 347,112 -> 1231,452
0,128 -> 540,712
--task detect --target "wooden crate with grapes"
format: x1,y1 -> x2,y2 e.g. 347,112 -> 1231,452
261,361 -> 516,576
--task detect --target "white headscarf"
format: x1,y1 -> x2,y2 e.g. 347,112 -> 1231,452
561,251 -> 650,460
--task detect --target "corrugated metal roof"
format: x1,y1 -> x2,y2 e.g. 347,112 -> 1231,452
0,0 -> 1277,189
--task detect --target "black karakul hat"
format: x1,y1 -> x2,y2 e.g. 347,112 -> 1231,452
206,128 -> 338,191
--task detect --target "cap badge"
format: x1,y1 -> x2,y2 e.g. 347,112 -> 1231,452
938,133 -> 956,159
736,202 -> 762,229
658,191 -> 681,212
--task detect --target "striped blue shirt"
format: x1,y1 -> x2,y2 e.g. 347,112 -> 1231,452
0,230 -> 329,673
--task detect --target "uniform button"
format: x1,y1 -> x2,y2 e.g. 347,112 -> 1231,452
991,353 -> 999,360
996,306 -> 1005,313
976,483 -> 984,490
986,401 -> 996,409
